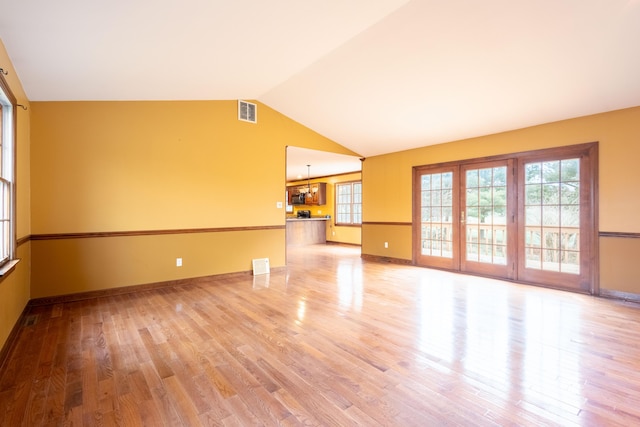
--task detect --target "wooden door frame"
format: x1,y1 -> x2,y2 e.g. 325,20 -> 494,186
412,142 -> 599,294
515,143 -> 598,294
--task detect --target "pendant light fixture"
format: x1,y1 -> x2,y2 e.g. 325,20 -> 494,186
306,164 -> 311,203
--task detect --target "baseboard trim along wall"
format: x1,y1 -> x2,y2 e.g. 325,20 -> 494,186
360,253 -> 413,266
0,305 -> 30,373
599,289 -> 640,304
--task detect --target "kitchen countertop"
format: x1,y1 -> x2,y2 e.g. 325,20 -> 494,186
286,217 -> 329,245
286,217 -> 330,221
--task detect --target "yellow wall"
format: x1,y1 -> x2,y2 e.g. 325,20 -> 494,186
30,229 -> 285,298
362,106 -> 640,294
31,101 -> 356,233
287,171 -> 362,245
0,40 -> 31,353
600,236 -> 640,296
30,100 -> 356,298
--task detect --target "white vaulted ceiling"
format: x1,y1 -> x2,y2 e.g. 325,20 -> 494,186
1,0 -> 640,161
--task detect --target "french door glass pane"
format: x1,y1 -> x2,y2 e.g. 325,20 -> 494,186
420,172 -> 453,258
465,167 -> 507,265
524,159 -> 580,274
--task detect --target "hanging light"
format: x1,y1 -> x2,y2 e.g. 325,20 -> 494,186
306,164 -> 311,203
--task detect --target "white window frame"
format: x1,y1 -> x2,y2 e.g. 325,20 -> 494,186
335,181 -> 362,226
0,72 -> 17,273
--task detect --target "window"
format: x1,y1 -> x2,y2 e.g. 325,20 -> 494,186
336,181 -> 362,225
0,73 -> 16,270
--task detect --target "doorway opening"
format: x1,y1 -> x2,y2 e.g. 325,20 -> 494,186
286,146 -> 363,250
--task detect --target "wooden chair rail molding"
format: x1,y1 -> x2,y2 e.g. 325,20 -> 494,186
16,227 -> 636,246
18,225 -> 284,243
362,221 -> 412,226
599,231 -> 640,238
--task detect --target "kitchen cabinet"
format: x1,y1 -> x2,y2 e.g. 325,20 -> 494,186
286,218 -> 329,245
287,182 -> 326,205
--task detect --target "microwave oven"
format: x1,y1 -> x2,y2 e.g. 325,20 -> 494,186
291,193 -> 307,205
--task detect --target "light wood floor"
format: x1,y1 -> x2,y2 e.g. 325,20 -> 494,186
2,244 -> 640,426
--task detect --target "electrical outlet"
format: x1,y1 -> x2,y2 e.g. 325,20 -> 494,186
176,258 -> 182,267
384,242 -> 388,248
276,201 -> 283,209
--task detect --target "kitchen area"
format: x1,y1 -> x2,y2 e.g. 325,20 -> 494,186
286,181 -> 331,246
285,146 -> 363,248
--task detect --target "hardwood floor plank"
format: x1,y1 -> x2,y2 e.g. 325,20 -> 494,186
202,362 -> 237,399
65,404 -> 83,426
40,363 -> 66,424
231,346 -> 280,394
115,392 -> 144,427
221,395 -> 262,426
271,388 -> 320,427
250,348 -> 360,426
138,327 -> 174,379
166,359 -> 212,416
163,374 -> 203,426
139,361 -> 184,426
81,348 -> 99,422
579,399 -> 640,426
192,373 -> 233,420
2,244 -> 640,425
137,398 -> 166,427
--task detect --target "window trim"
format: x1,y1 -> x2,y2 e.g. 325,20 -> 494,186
335,180 -> 362,226
0,72 -> 17,272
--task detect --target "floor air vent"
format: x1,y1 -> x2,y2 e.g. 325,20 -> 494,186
252,258 -> 270,275
24,314 -> 39,327
238,100 -> 257,123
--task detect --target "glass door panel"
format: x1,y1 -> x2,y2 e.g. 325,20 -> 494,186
421,172 -> 453,258
413,142 -> 595,293
461,160 -> 515,279
517,150 -> 594,293
523,159 -> 580,274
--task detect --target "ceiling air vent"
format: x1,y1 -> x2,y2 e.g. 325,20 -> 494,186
238,100 -> 257,123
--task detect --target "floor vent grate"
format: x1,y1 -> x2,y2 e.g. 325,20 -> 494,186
24,314 -> 39,327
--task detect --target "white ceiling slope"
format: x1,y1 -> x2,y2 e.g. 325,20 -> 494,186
0,0 -> 409,102
1,0 -> 640,160
286,147 -> 362,182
